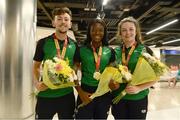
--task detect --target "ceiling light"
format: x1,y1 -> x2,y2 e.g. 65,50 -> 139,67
84,7 -> 90,11
149,38 -> 180,47
91,8 -> 96,11
149,45 -> 156,48
123,8 -> 130,12
91,2 -> 96,11
146,19 -> 178,35
103,0 -> 109,6
163,38 -> 180,44
84,1 -> 90,11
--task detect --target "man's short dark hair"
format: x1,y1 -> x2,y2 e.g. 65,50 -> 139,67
52,7 -> 72,19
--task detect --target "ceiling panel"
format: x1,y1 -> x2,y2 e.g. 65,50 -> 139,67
37,0 -> 180,47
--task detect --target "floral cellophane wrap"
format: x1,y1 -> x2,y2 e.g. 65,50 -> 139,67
77,65 -> 132,108
43,57 -> 76,89
90,65 -> 132,100
112,53 -> 169,104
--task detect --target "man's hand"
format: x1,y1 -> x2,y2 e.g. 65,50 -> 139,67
34,81 -> 48,91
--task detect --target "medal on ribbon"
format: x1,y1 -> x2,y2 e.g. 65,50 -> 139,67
122,42 -> 137,66
54,33 -> 68,60
92,45 -> 102,80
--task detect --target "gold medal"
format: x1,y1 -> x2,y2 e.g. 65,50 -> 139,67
93,71 -> 101,80
91,45 -> 102,80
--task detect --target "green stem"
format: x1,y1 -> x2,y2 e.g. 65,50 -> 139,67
112,90 -> 126,104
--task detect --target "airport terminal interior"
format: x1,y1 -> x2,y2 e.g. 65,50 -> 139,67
0,0 -> 180,119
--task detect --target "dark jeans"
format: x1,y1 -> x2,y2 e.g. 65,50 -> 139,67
111,96 -> 148,120
35,92 -> 75,120
75,84 -> 112,119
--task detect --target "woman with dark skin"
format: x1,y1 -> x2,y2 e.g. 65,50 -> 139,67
74,19 -> 115,119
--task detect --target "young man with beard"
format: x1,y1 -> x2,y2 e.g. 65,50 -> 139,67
33,7 -> 78,119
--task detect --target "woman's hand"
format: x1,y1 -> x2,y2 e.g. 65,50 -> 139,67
108,80 -> 120,91
76,86 -> 92,105
125,85 -> 140,94
125,81 -> 156,94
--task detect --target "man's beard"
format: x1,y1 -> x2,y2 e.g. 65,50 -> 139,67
58,24 -> 68,34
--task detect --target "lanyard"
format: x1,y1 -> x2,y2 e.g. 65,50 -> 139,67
53,34 -> 68,59
91,45 -> 102,72
122,42 -> 137,66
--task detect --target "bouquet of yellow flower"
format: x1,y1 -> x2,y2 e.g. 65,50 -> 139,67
112,53 -> 169,104
90,65 -> 132,100
43,57 -> 76,89
78,65 -> 132,108
142,53 -> 169,77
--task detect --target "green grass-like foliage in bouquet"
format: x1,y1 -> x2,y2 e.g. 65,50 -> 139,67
112,52 -> 170,104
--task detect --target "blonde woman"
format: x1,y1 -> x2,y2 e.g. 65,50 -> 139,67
109,17 -> 155,119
